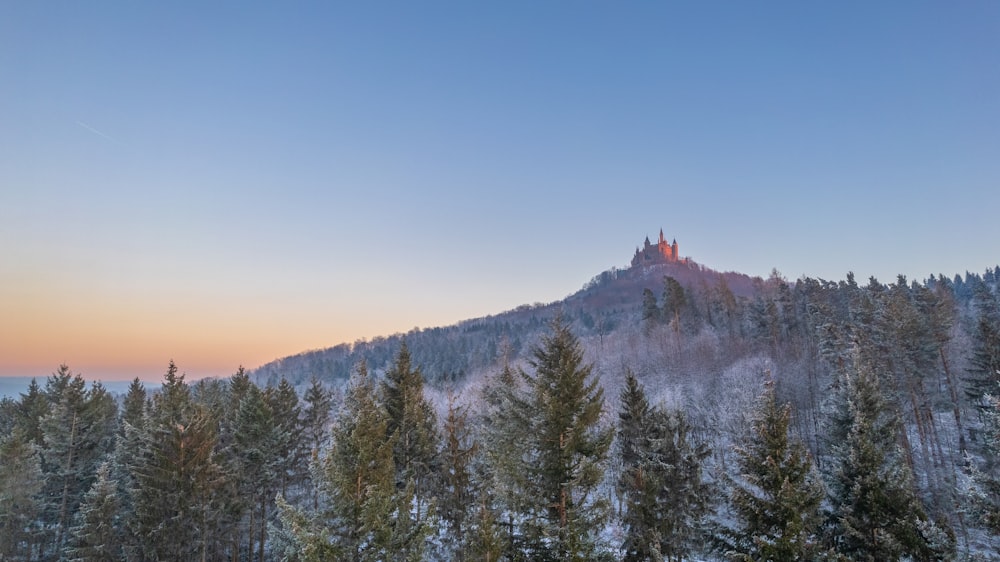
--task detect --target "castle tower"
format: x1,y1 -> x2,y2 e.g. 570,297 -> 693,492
671,239 -> 678,261
659,228 -> 665,245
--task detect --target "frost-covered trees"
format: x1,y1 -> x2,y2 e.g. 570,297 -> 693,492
319,361 -> 399,560
281,359 -> 431,561
2,264 -> 998,559
618,370 -> 712,562
726,379 -> 825,561
437,397 -> 478,561
381,341 -> 441,531
67,462 -> 122,562
828,357 -> 944,561
966,287 -> 1000,412
0,429 -> 44,559
232,384 -> 283,561
128,362 -> 226,561
484,318 -> 613,560
39,366 -> 117,554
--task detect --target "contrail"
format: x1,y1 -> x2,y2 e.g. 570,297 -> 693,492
75,120 -> 117,142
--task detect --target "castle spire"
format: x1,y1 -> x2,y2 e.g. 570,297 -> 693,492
659,228 -> 665,245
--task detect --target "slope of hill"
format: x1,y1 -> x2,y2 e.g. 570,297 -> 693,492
249,255 -> 760,388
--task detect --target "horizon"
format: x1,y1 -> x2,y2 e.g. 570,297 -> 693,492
2,253 -> 993,384
3,2 -> 998,381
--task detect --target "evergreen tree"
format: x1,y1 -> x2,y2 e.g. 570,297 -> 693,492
0,397 -> 14,437
319,361 -> 403,560
466,494 -> 506,562
966,392 -> 1000,551
618,370 -> 653,562
662,276 -> 688,332
619,371 -> 713,562
302,375 -> 332,511
66,462 -> 122,562
121,378 -> 147,432
479,363 -> 529,558
642,288 -> 661,332
232,384 -> 283,562
270,378 -> 307,500
212,366 -> 258,561
828,357 -> 943,561
518,318 -> 613,560
303,375 -> 332,461
726,379 -> 825,562
39,368 -> 118,554
228,365 -> 254,416
617,370 -> 650,497
0,429 -> 44,559
113,385 -> 148,561
437,396 -> 478,561
130,362 -> 226,561
380,341 -> 441,527
966,288 -> 1000,413
14,378 -> 48,447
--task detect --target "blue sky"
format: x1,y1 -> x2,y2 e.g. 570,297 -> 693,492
2,2 -> 998,379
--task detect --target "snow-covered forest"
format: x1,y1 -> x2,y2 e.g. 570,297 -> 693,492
2,262 -> 1000,561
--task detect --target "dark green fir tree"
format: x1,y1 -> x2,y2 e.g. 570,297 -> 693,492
619,370 -> 712,562
0,429 -> 44,559
726,379 -> 825,562
67,462 -> 122,562
519,318 -> 613,561
828,357 -> 946,561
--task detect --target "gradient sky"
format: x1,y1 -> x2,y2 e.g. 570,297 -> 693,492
2,2 -> 998,381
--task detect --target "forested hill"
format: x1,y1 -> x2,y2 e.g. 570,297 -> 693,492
249,258 -> 759,388
4,259 -> 1000,560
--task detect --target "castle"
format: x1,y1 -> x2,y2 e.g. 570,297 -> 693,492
631,229 -> 684,267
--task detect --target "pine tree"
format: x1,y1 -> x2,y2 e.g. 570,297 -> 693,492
662,276 -> 688,332
213,366 -> 259,561
319,361 -> 401,561
479,362 -> 530,558
39,368 -> 118,554
966,287 -> 1000,413
519,318 -> 613,560
0,397 -> 14,438
270,378 -> 307,500
437,396 -> 478,561
113,385 -> 149,561
380,342 -> 441,529
642,288 -> 661,333
66,462 -> 122,562
618,371 -> 712,562
228,365 -> 254,416
618,370 -> 650,483
303,375 -> 332,459
14,378 -> 48,447
828,357 -> 942,561
130,362 -> 226,561
966,393 -> 1000,552
302,375 -> 332,511
121,377 -> 147,432
0,429 -> 44,559
232,384 -> 283,562
727,379 -> 825,562
466,494 -> 506,562
618,370 -> 653,562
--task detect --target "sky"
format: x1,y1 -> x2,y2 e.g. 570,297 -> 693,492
1,2 -> 998,382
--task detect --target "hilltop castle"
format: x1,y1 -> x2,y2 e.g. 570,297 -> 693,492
631,229 -> 684,267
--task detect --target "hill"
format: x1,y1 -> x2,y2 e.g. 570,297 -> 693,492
6,230 -> 1000,559
249,245 -> 761,389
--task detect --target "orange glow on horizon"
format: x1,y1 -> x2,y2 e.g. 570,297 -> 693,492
0,274 -> 500,381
